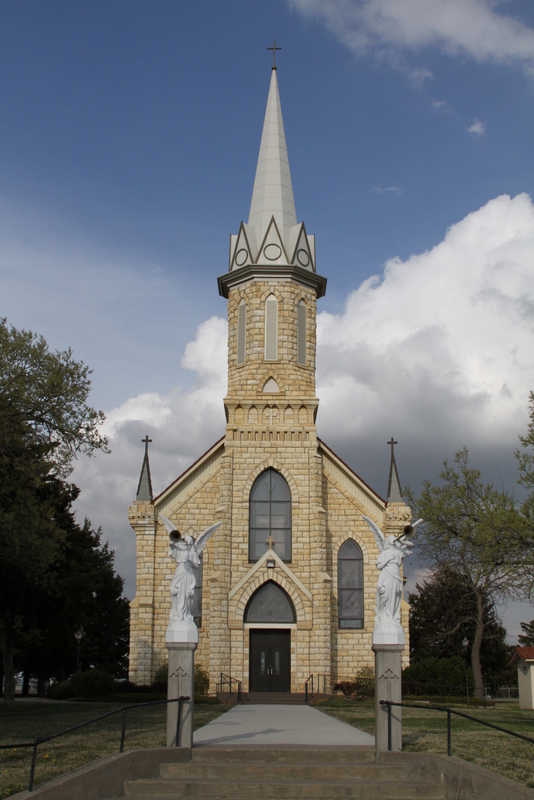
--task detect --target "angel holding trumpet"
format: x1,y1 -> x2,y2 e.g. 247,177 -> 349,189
159,515 -> 221,626
362,515 -> 422,629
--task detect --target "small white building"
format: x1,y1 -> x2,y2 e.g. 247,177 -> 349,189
511,646 -> 534,710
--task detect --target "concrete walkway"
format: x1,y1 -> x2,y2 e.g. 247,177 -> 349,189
193,704 -> 375,747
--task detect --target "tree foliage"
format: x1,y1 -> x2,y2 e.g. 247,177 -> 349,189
0,318 -> 108,476
407,448 -> 529,699
12,509 -> 130,684
0,319 -> 110,709
516,391 -> 534,492
409,569 -> 514,694
518,620 -> 534,647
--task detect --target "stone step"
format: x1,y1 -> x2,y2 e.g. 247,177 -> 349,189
124,777 -> 446,799
160,762 -> 412,782
192,746 -> 376,763
243,692 -> 307,704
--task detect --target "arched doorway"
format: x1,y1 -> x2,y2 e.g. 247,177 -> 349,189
245,581 -> 295,693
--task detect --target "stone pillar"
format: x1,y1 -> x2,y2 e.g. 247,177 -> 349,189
373,643 -> 404,751
166,642 -> 196,749
128,501 -> 156,685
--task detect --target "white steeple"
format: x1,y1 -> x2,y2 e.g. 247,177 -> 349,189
248,68 -> 297,239
219,66 -> 326,300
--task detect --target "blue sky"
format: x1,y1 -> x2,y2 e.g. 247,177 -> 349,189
2,1 -> 534,638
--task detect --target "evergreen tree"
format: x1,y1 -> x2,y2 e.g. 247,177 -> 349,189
409,568 -> 514,694
518,620 -> 534,647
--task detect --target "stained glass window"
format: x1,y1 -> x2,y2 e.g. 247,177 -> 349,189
249,469 -> 291,562
338,539 -> 364,629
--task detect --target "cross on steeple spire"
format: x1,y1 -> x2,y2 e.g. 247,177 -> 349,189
267,40 -> 281,69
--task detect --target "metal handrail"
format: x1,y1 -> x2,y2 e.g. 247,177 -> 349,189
304,674 -> 314,704
379,699 -> 534,756
217,672 -> 243,703
0,695 -> 189,792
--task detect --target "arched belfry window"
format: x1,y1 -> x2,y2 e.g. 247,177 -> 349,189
338,539 -> 364,629
249,469 -> 291,562
297,300 -> 306,365
265,295 -> 278,361
245,581 -> 296,623
237,300 -> 246,365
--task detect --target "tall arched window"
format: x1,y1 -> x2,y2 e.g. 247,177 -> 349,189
237,300 -> 246,365
191,553 -> 203,628
297,300 -> 306,365
249,469 -> 291,562
338,539 -> 364,629
265,295 -> 278,361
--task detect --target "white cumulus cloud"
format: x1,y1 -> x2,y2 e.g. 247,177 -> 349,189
316,192 -> 534,476
289,0 -> 534,75
467,118 -> 486,134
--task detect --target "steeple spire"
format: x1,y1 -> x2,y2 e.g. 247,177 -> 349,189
248,68 -> 297,239
136,435 -> 153,503
386,437 -> 403,503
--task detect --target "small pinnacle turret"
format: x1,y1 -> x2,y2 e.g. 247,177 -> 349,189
136,435 -> 153,502
386,437 -> 403,503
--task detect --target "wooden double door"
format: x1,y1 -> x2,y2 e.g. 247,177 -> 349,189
249,629 -> 290,693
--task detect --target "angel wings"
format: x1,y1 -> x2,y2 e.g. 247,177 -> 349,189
158,514 -> 222,555
362,515 -> 422,552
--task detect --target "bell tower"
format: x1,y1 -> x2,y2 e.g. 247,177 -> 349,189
218,66 -> 327,433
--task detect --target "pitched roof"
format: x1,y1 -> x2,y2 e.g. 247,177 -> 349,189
153,436 -> 225,504
511,646 -> 534,664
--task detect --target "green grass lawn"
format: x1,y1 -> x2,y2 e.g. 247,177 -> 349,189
0,699 -> 229,798
314,697 -> 534,788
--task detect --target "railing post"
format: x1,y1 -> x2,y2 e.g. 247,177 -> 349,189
387,702 -> 392,752
176,698 -> 183,748
120,708 -> 127,753
28,739 -> 39,792
447,709 -> 452,757
305,681 -> 308,705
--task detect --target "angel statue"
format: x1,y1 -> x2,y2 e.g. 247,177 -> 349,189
159,515 -> 222,640
362,515 -> 422,641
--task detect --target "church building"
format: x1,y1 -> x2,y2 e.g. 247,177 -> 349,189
128,66 -> 411,694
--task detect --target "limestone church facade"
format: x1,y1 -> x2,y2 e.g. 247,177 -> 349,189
128,67 -> 411,693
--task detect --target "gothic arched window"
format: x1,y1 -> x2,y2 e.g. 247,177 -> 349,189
338,539 -> 364,629
297,300 -> 306,365
237,300 -> 246,365
245,581 -> 296,623
265,295 -> 278,361
249,469 -> 291,562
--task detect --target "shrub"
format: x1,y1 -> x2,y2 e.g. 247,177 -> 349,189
194,664 -> 209,696
334,666 -> 375,699
48,669 -> 115,700
402,656 -> 472,696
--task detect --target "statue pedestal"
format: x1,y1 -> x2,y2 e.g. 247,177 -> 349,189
373,643 -> 404,752
166,640 -> 197,749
